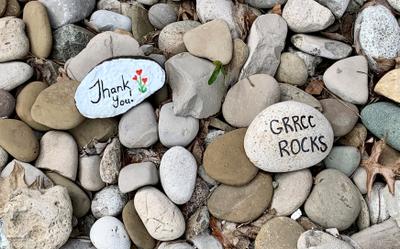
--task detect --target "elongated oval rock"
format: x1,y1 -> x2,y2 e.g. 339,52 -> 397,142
244,101 -> 334,172
134,187 -> 185,241
0,62 -> 33,91
279,83 -> 322,111
361,102 -> 400,151
75,58 -> 165,118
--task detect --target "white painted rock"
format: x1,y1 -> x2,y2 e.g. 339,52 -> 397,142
79,155 -> 105,192
0,17 -> 30,63
90,216 -> 131,249
239,14 -> 287,79
89,10 -> 132,31
35,131 -> 78,181
75,58 -> 165,118
91,185 -> 128,218
0,61 -> 33,91
282,0 -> 335,33
324,56 -> 368,104
134,187 -> 185,241
118,162 -> 159,193
244,101 -> 334,172
118,101 -> 158,148
160,146 -> 197,204
291,34 -> 352,60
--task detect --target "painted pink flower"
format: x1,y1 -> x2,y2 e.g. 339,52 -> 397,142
142,78 -> 148,85
136,69 -> 142,76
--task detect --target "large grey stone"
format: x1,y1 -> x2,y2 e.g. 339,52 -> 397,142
118,162 -> 159,193
79,155 -> 105,192
324,146 -> 361,176
158,21 -> 200,56
0,62 -> 33,91
276,52 -> 308,86
89,10 -> 131,32
148,3 -> 177,30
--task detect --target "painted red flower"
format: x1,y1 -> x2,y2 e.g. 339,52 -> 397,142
136,69 -> 142,76
132,75 -> 138,81
142,77 -> 148,85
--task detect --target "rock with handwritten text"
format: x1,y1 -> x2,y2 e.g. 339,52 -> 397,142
75,57 -> 165,118
244,101 -> 334,172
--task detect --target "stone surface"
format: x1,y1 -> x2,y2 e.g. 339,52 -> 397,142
181,178 -> 211,218
0,17 -> 29,62
324,146 -> 361,176
159,242 -> 194,249
282,0 -> 335,33
2,185 -> 72,249
357,196 -> 371,230
186,206 -> 210,239
367,182 -> 390,225
52,24 -> 95,62
279,83 -> 322,111
290,49 -> 322,76
165,52 -> 227,119
134,187 -> 185,241
382,181 -> 400,221
23,1 -> 52,58
65,31 -> 143,82
159,21 -> 200,56
0,61 -> 33,91
361,102 -> 400,151
79,155 -> 105,192
118,101 -> 158,148
226,38 -> 249,86
158,102 -> 199,147
60,239 -> 95,249
291,34 -> 352,60
160,146 -> 197,204
255,217 -> 304,249
190,233 -> 223,249
388,0 -> 400,11
122,200 -> 155,249
204,128 -> 258,186
305,169 -> 361,230
121,2 -> 154,43
118,162 -> 159,193
374,68 -> 400,103
0,89 -> 14,118
297,230 -> 354,249
148,3 -> 177,30
39,0 -> 95,28
0,0 -> 5,16
352,167 -> 368,195
91,185 -> 128,218
0,146 -> 7,169
222,74 -> 280,128
244,101 -> 334,172
90,216 -> 131,249
317,0 -> 350,18
270,169 -> 313,216
355,5 -> 400,72
276,52 -> 308,86
31,79 -> 84,130
208,173 -> 273,223
239,14 -> 287,79
339,123 -> 367,148
0,119 -> 39,162
90,10 -> 131,32
320,99 -> 359,137
46,172 -> 90,218
99,138 -> 121,184
4,0 -> 20,16
36,131 -> 78,181
183,19 -> 233,65
245,0 -> 286,8
2,160 -> 53,188
324,56 -> 369,105
137,0 -> 158,5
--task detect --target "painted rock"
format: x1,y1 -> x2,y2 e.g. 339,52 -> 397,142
75,57 -> 165,118
244,101 -> 334,172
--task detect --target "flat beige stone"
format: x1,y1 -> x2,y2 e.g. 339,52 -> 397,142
374,68 -> 400,103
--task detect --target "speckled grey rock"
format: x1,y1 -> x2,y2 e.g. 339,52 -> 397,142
160,146 -> 197,204
305,169 -> 361,231
244,101 -> 334,172
323,56 -> 369,105
79,155 -> 105,192
0,62 -> 33,91
239,14 -> 287,79
279,83 -> 322,111
352,167 -> 368,195
245,0 -> 286,8
165,52 -> 227,119
159,102 -> 199,147
367,182 -> 390,224
0,17 -> 29,63
282,0 -> 335,33
297,230 -> 354,249
90,216 -> 131,249
158,21 -> 200,56
271,169 -> 313,216
355,4 -> 400,72
39,0 -> 95,28
118,162 -> 159,193
388,0 -> 400,11
291,34 -> 352,60
91,185 -> 128,218
276,52 -> 308,86
316,0 -> 350,18
99,138 -> 121,184
89,10 -> 131,31
324,146 -> 361,176
361,102 -> 400,151
118,102 -> 158,148
186,206 -> 210,239
222,74 -> 280,128
320,99 -> 359,137
148,3 -> 177,29
0,90 -> 15,117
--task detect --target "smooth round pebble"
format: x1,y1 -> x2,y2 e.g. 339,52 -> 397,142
79,155 -> 105,192
324,146 -> 361,176
276,52 -> 308,86
91,185 -> 128,218
90,216 -> 131,249
89,10 -> 131,31
0,61 -> 33,91
0,89 -> 15,118
148,3 -> 177,30
118,162 -> 159,193
352,167 -> 368,195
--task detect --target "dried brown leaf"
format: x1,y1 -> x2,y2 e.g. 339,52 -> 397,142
305,79 -> 324,95
271,4 -> 282,15
178,0 -> 198,21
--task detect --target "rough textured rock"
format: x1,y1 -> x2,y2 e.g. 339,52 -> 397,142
297,230 -> 354,249
159,21 -> 200,56
324,146 -> 361,176
165,52 -> 227,119
0,17 -> 29,62
99,138 -> 121,184
208,173 -> 273,223
279,83 -> 322,111
239,14 -> 287,79
134,187 -> 185,241
2,160 -> 53,188
290,49 -> 322,76
282,0 -> 335,33
79,155 -> 105,192
0,61 -> 33,91
222,74 -> 280,128
148,3 -> 177,30
351,219 -> 400,249
374,68 -> 400,103
316,0 -> 350,18
119,162 -> 159,193
0,89 -> 14,118
276,52 -> 308,86
388,0 -> 400,11
91,185 -> 128,218
90,216 -> 131,249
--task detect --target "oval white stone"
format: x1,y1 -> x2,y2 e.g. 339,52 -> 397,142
244,101 -> 334,172
75,58 -> 165,118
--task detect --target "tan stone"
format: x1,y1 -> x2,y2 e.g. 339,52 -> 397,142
4,0 -> 20,16
339,123 -> 367,148
226,38 -> 249,86
374,68 -> 400,103
69,118 -> 118,148
0,0 -> 6,16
